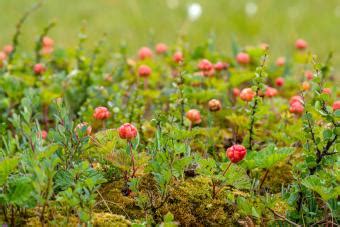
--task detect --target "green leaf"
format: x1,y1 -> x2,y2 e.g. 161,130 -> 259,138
0,157 -> 19,185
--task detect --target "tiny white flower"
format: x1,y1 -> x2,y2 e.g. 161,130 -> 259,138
245,2 -> 258,17
187,3 -> 202,21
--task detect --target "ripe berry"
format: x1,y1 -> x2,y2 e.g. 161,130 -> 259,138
155,43 -> 168,54
236,52 -> 250,65
118,123 -> 138,140
208,99 -> 222,112
260,42 -> 269,50
186,109 -> 201,124
295,39 -> 308,50
226,144 -> 247,163
276,57 -> 285,67
198,59 -> 213,72
275,77 -> 284,87
93,107 -> 110,120
138,47 -> 153,60
333,101 -> 340,111
138,65 -> 152,78
34,63 -> 46,75
173,51 -> 183,63
240,88 -> 255,102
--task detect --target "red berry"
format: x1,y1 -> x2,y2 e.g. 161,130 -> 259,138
208,99 -> 222,112
275,77 -> 284,87
304,70 -> 314,80
295,39 -> 308,50
240,88 -> 255,102
289,102 -> 304,115
214,61 -> 228,71
289,96 -> 303,105
155,43 -> 168,54
186,109 -> 201,124
3,44 -> 13,55
226,144 -> 247,163
333,101 -> 340,111
138,47 -> 153,60
42,36 -> 54,48
93,107 -> 110,120
236,52 -> 250,65
34,63 -> 46,75
265,87 -> 278,98
276,57 -> 285,67
322,88 -> 331,95
138,65 -> 152,78
173,51 -> 183,63
38,130 -> 48,140
118,123 -> 138,140
198,59 -> 213,72
233,88 -> 240,97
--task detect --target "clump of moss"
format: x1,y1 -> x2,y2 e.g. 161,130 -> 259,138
163,176 -> 236,226
262,162 -> 294,192
97,180 -> 143,219
93,212 -> 131,227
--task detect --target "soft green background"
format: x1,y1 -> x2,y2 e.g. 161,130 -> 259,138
0,0 -> 339,65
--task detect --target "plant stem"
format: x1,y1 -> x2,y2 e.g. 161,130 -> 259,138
259,169 -> 269,190
128,141 -> 136,178
222,162 -> 232,176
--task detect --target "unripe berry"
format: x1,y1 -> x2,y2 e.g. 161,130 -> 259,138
236,52 -> 250,65
289,102 -> 304,115
333,101 -> 340,111
304,70 -> 314,80
173,51 -> 183,63
214,61 -> 228,71
138,47 -> 153,60
3,44 -> 13,54
265,87 -> 278,98
93,107 -> 110,120
302,81 -> 310,91
275,77 -> 284,87
240,88 -> 255,102
186,109 -> 201,124
42,36 -> 54,48
33,63 -> 46,75
208,99 -> 222,112
118,123 -> 138,140
295,39 -> 308,50
226,144 -> 247,163
155,43 -> 168,54
198,59 -> 213,72
37,130 -> 48,140
289,96 -> 303,105
75,122 -> 92,136
138,65 -> 152,78
233,88 -> 240,97
322,88 -> 331,95
276,57 -> 285,67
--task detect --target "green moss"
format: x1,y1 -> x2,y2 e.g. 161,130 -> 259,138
163,176 -> 235,226
93,212 -> 131,227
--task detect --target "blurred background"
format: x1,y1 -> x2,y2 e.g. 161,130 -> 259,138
0,0 -> 339,65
